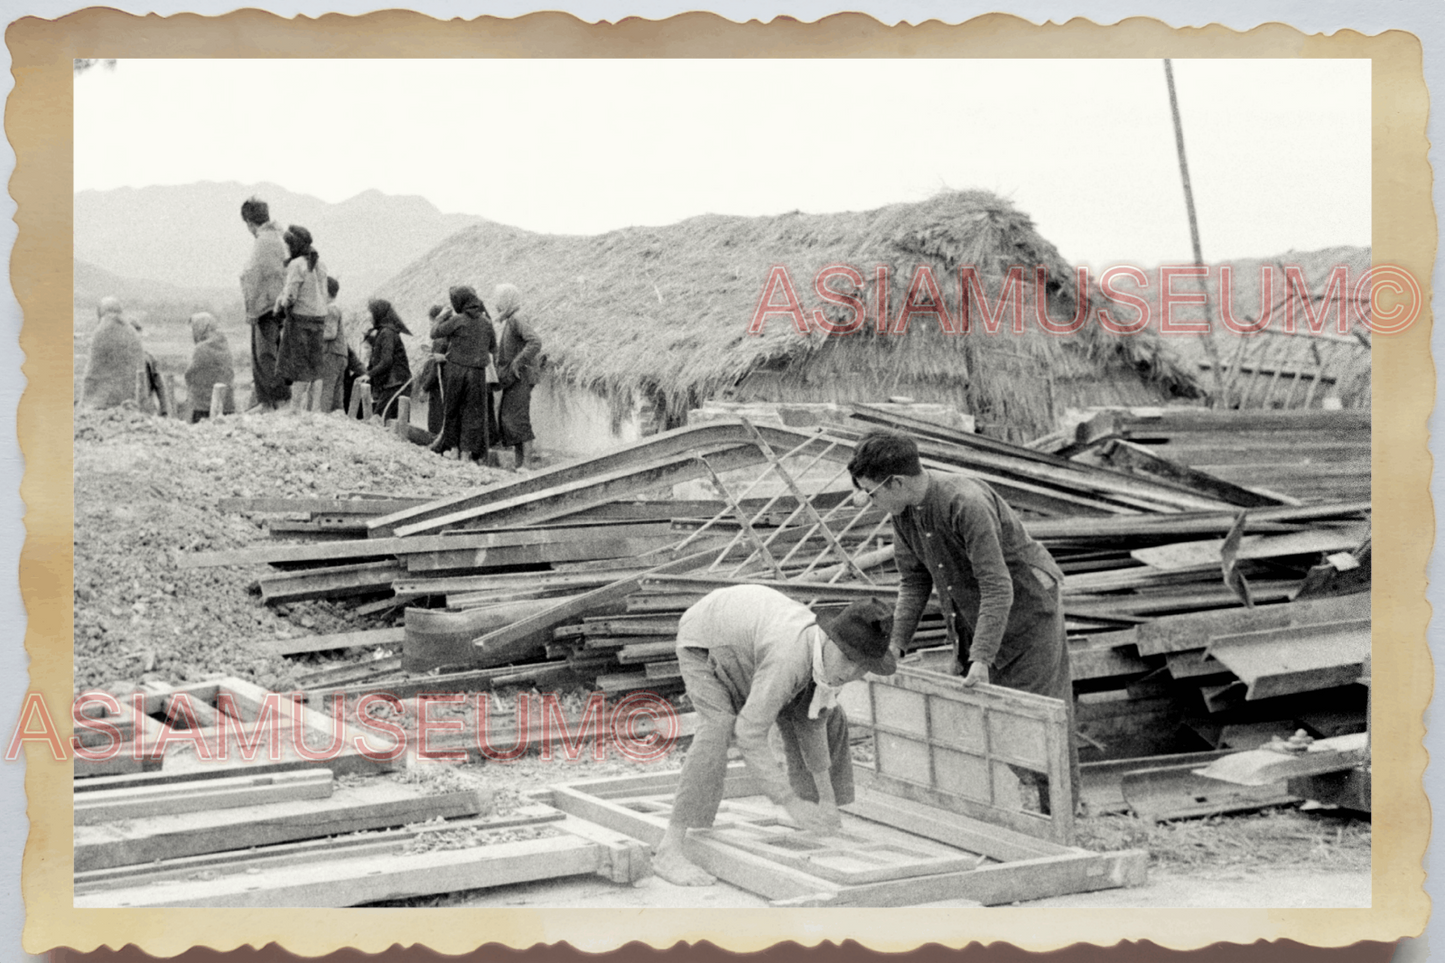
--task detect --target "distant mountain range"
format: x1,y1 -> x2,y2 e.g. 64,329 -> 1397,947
74,181 -> 489,304
74,257 -> 238,315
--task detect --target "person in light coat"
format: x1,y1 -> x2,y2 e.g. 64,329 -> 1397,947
491,283 -> 544,470
238,197 -> 290,411
652,584 -> 896,886
79,296 -> 147,410
183,312 -> 236,422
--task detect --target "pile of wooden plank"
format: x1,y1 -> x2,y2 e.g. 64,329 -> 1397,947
1035,407 -> 1371,505
187,408 -> 1367,783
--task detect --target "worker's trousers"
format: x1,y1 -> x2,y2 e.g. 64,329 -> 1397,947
250,312 -> 290,407
670,645 -> 853,831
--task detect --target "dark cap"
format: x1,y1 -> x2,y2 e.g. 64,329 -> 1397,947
817,597 -> 897,676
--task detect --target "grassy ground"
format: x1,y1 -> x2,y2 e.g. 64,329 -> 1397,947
1078,804 -> 1370,875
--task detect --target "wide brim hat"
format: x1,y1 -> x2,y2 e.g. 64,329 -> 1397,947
817,597 -> 897,676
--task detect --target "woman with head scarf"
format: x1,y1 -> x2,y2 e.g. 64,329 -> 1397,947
414,303 -> 450,438
80,296 -> 148,410
273,224 -> 329,410
428,285 -> 497,463
183,312 -> 236,422
492,283 -> 544,469
362,298 -> 412,420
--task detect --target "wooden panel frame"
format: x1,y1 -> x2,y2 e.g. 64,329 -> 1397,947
857,667 -> 1076,844
548,764 -> 1146,907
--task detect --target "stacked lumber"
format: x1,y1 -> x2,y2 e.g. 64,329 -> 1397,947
190,411 -> 1367,774
74,767 -> 649,907
1037,407 -> 1371,505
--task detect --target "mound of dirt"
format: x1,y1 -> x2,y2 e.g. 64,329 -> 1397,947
73,405 -> 507,694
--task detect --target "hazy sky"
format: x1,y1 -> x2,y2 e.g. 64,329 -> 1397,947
73,58 -> 1371,269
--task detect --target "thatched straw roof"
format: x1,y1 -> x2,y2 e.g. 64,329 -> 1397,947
378,190 -> 1204,436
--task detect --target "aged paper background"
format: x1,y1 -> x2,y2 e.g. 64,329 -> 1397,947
5,8 -> 1433,957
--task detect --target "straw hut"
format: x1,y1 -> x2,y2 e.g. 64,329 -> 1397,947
378,190 -> 1205,454
1137,245 -> 1372,410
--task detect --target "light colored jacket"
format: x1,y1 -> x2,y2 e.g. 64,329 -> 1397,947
278,257 -> 329,319
675,584 -> 831,806
239,221 -> 288,322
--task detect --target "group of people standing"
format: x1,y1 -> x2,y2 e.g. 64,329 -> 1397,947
238,196 -> 543,469
239,196 -> 347,415
415,282 -> 542,470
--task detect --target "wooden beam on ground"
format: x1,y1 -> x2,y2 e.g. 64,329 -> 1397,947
395,443 -> 772,538
1130,526 -> 1368,571
1206,619 -> 1370,700
75,814 -> 646,908
641,574 -> 899,599
180,522 -> 679,569
218,497 -> 429,515
74,770 -> 333,826
74,783 -> 485,872
404,594 -> 615,672
75,804 -> 565,893
402,531 -> 684,573
258,560 -> 405,604
261,627 -> 406,658
366,421 -> 846,537
472,549 -> 718,663
1023,501 -> 1369,541
302,662 -> 581,705
772,847 -> 1148,908
1130,593 -> 1369,657
1193,732 -> 1370,787
1088,439 -> 1289,508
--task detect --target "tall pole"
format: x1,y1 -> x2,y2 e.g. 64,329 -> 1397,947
1164,58 -> 1225,406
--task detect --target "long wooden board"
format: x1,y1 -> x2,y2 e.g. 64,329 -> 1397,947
74,769 -> 333,825
75,783 -> 483,872
75,815 -> 647,908
179,521 -> 677,569
74,804 -> 566,893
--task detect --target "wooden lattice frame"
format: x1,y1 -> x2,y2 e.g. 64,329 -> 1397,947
857,666 -> 1076,844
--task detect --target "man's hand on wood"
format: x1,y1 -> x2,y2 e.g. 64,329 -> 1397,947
784,798 -> 834,833
961,661 -> 990,687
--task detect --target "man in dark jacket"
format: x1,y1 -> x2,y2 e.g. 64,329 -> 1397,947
428,285 -> 497,463
847,429 -> 1078,815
